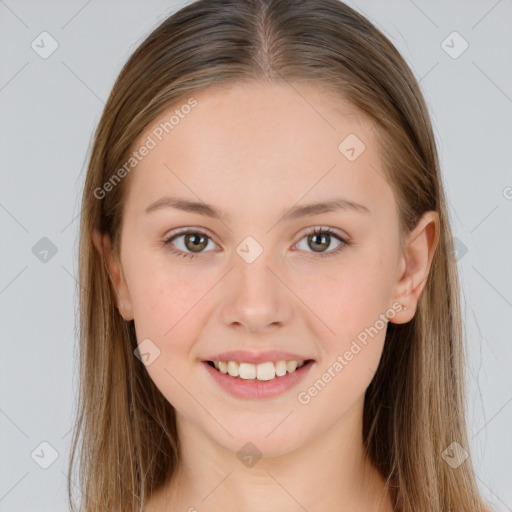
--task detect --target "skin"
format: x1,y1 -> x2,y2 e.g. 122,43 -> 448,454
93,81 -> 439,511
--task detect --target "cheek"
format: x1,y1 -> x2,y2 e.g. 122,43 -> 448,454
130,266 -> 208,342
295,268 -> 389,421
302,270 -> 388,381
291,243 -> 394,401
127,265 -> 213,410
120,242 -> 211,353
295,250 -> 394,343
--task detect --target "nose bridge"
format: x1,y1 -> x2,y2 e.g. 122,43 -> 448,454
234,242 -> 280,305
234,231 -> 277,286
220,238 -> 292,331
237,249 -> 275,294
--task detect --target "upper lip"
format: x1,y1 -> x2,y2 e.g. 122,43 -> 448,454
204,350 -> 313,364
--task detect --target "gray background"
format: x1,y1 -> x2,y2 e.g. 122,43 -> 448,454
1,0 -> 511,510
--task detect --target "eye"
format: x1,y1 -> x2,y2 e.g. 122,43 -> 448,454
162,226 -> 350,260
294,226 -> 349,258
162,229 -> 217,260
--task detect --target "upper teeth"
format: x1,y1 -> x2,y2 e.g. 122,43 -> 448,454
213,360 -> 305,381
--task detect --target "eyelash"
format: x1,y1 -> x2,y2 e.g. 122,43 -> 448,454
162,226 -> 350,260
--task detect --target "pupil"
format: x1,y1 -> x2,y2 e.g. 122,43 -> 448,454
186,233 -> 207,252
310,234 -> 329,252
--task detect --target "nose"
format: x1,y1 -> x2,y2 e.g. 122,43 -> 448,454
220,251 -> 293,333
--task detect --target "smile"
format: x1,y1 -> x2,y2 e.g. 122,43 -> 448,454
203,359 -> 315,399
207,359 -> 307,381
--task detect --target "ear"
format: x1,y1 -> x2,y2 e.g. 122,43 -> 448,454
389,211 -> 440,324
91,228 -> 134,321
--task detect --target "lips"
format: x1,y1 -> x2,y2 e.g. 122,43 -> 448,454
203,350 -> 313,365
202,358 -> 315,399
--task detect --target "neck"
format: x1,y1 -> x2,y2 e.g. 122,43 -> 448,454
148,397 -> 393,512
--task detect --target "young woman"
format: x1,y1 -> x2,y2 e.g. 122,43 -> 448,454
68,1 -> 492,510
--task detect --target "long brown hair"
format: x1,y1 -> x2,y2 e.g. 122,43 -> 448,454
68,1 -> 491,510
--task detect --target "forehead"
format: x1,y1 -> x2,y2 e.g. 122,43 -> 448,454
124,81 -> 392,218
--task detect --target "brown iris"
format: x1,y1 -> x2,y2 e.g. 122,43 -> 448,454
308,233 -> 330,252
184,232 -> 209,252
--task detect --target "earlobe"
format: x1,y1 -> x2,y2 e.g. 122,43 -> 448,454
389,211 -> 440,324
91,228 -> 134,321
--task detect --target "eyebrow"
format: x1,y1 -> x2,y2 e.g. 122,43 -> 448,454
144,195 -> 371,221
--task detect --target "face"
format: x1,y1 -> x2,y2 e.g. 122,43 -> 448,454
98,81 -> 438,456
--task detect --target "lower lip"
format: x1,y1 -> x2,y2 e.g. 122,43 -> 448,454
202,360 -> 315,399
